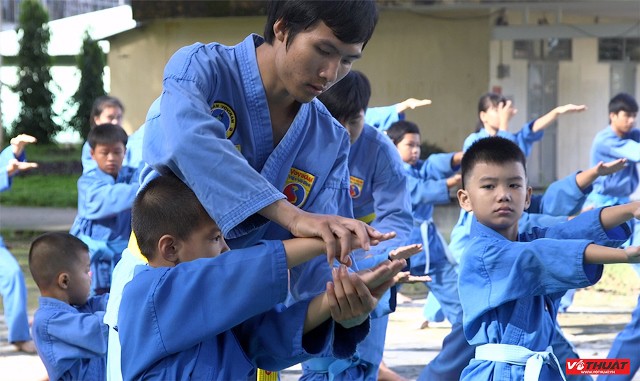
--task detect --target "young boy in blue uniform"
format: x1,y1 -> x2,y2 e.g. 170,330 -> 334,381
457,136 -> 640,381
70,124 -> 139,295
106,2 -> 382,379
118,174 -> 405,380
0,134 -> 38,354
29,232 -> 110,381
305,70 -> 416,380
81,96 -> 125,173
587,92 -> 640,381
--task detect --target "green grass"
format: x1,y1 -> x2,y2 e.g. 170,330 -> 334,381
23,143 -> 82,163
0,230 -> 44,313
0,174 -> 78,207
0,143 -> 81,207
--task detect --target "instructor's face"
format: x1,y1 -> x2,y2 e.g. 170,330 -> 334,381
275,20 -> 364,103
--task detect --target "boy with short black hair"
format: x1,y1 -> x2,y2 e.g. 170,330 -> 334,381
29,232 -> 109,381
70,124 -> 139,295
456,136 -> 640,381
119,174 -> 405,380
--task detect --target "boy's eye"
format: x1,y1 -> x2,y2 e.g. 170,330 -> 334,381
481,184 -> 494,189
316,47 -> 331,56
510,183 -> 522,189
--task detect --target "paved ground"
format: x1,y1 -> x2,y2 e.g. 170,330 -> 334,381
0,206 -> 77,231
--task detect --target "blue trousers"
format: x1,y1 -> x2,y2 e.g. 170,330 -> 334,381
0,239 -> 30,343
599,293 -> 640,381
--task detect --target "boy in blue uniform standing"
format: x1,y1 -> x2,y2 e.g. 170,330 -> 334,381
118,174 -> 405,380
29,232 -> 110,381
457,136 -> 640,381
588,92 -> 640,381
307,70 -> 415,380
0,134 -> 38,354
71,124 -> 139,295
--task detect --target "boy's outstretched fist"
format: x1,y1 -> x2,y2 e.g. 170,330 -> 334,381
624,246 -> 640,263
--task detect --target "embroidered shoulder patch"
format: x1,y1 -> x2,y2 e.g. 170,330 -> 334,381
349,176 -> 364,199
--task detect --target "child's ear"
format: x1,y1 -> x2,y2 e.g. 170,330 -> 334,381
457,188 -> 473,212
524,185 -> 533,211
273,18 -> 287,43
57,272 -> 70,290
158,235 -> 179,265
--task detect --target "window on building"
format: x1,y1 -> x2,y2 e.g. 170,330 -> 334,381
599,38 -> 640,62
513,39 -> 572,61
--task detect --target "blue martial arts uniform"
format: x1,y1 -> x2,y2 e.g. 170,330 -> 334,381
119,241 -> 368,381
364,105 -> 404,132
0,146 -> 31,345
462,120 -> 544,157
588,125 -> 640,381
70,166 -> 139,294
32,295 -> 109,381
301,124 -> 413,380
459,209 -> 629,381
142,34 -> 354,302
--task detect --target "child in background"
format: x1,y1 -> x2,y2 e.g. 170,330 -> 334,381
70,124 -> 139,295
118,174 -> 405,380
463,92 -> 586,154
457,136 -> 640,381
81,96 -> 124,173
29,232 -> 109,381
0,134 -> 38,354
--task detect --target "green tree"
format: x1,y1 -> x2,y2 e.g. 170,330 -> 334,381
11,0 -> 59,143
69,32 -> 106,139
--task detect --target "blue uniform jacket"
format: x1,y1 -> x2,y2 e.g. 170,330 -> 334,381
459,209 -> 629,381
364,105 -> 403,132
590,126 -> 640,199
33,295 -> 109,381
142,34 -> 354,301
119,240 -> 367,380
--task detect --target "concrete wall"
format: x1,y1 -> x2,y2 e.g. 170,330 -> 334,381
108,11 -> 491,149
488,37 -> 640,180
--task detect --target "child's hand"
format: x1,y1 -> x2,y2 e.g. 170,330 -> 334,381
593,158 -> 627,177
555,104 -> 587,115
398,98 -> 432,113
326,265 -> 375,328
446,174 -> 462,190
10,134 -> 37,157
394,271 -> 432,284
388,244 -> 423,261
6,158 -> 38,176
498,100 -> 517,130
624,246 -> 640,263
633,206 -> 640,221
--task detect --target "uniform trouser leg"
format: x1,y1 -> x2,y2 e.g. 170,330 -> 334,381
0,245 -> 30,343
417,322 -> 475,381
551,321 -> 593,381
417,261 -> 474,380
599,293 -> 640,381
422,292 -> 445,323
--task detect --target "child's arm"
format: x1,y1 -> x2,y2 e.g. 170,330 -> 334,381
302,259 -> 406,333
283,232 -> 396,268
531,104 -> 587,132
575,158 -> 627,190
584,243 -> 640,264
395,98 -> 432,114
598,201 -> 640,231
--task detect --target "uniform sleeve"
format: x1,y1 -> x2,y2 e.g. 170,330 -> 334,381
512,120 -> 544,157
80,294 -> 110,313
142,44 -> 284,236
0,146 -> 15,192
407,154 -> 455,206
366,142 -> 413,256
603,135 -> 640,162
364,105 -> 402,132
40,310 -> 109,359
76,173 -> 138,220
129,241 -> 289,355
529,171 -> 587,216
518,212 -> 568,235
